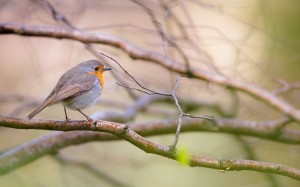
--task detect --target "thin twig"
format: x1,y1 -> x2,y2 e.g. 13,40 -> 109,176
159,0 -> 221,74
32,0 -> 75,29
273,79 -> 300,95
99,52 -> 171,96
170,75 -> 183,149
170,75 -> 212,150
86,44 -> 139,99
116,82 -> 161,95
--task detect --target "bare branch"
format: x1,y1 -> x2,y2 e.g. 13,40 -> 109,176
0,116 -> 300,180
1,116 -> 297,143
32,0 -> 75,29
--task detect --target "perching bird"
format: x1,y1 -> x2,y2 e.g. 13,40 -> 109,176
27,60 -> 111,120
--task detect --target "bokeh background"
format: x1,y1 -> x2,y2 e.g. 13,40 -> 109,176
1,0 -> 300,186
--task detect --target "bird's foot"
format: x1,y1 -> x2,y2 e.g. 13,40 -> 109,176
64,118 -> 71,123
86,117 -> 94,125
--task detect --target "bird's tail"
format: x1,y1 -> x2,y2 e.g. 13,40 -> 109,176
27,97 -> 55,119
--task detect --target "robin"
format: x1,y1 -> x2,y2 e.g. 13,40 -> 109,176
27,59 -> 112,120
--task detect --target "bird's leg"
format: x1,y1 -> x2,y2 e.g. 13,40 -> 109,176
63,106 -> 70,121
76,109 -> 93,122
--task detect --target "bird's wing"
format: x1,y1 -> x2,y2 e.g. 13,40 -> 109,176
53,74 -> 98,103
27,74 -> 98,119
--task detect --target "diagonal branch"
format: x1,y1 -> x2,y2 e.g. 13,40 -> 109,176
131,0 -> 191,71
32,0 -> 76,29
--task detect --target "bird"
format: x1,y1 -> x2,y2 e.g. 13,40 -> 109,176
27,59 -> 111,121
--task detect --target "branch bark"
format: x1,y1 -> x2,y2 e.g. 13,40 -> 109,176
0,116 -> 300,180
1,116 -> 298,144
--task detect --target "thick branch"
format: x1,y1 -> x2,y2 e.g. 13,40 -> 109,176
131,117 -> 299,144
0,116 -> 299,144
1,116 -> 300,180
0,23 -> 299,122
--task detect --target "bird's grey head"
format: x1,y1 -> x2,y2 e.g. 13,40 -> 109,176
76,60 -> 112,73
78,60 -> 104,72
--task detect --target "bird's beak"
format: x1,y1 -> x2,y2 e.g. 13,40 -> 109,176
104,67 -> 112,71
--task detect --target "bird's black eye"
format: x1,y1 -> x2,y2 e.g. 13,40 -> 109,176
94,67 -> 99,71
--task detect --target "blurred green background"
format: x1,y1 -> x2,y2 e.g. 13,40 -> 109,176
1,0 -> 300,186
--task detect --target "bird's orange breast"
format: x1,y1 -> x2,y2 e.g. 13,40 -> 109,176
88,71 -> 104,88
